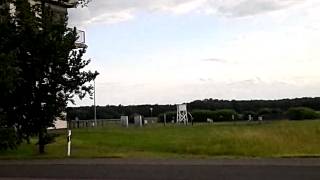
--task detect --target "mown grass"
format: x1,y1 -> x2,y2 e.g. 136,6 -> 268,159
1,120 -> 320,159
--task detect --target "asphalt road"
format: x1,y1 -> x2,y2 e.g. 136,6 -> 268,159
0,158 -> 320,180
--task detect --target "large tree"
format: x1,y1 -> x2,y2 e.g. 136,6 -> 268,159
0,0 -> 22,150
0,0 -> 98,153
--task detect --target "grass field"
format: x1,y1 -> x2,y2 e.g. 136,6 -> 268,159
1,120 -> 320,159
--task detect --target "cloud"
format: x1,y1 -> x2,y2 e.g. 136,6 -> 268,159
72,77 -> 320,106
84,9 -> 134,25
202,58 -> 229,63
68,0 -> 306,26
199,78 -> 213,82
68,0 -> 201,26
157,0 -> 207,14
214,0 -> 303,17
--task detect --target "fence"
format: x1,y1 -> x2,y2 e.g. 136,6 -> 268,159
68,119 -> 120,129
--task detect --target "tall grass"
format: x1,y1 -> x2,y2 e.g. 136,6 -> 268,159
1,120 -> 320,159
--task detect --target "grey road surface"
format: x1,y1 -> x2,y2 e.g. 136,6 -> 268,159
0,158 -> 320,180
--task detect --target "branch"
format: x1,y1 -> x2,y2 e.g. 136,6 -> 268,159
77,0 -> 91,7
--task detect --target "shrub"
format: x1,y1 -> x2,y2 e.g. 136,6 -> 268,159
191,110 -> 215,122
213,109 -> 238,122
0,127 -> 19,150
191,109 -> 238,122
258,108 -> 284,120
241,111 -> 257,120
287,107 -> 319,120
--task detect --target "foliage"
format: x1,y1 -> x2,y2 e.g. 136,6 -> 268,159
190,109 -> 237,122
241,111 -> 257,120
69,104 -> 177,120
0,128 -> 19,150
77,0 -> 92,7
190,110 -> 214,122
67,97 -> 320,121
0,0 -> 21,150
158,111 -> 176,123
213,109 -> 238,122
189,98 -> 320,112
0,0 -> 98,153
287,107 -> 319,120
36,132 -> 59,146
258,108 -> 284,120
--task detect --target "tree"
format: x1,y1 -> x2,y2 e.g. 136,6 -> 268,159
0,0 -> 98,153
287,107 -> 319,120
0,0 -> 21,149
78,0 -> 92,7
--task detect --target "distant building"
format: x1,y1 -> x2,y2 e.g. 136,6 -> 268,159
48,112 -> 67,129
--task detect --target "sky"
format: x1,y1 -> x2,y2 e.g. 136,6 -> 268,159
68,0 -> 320,106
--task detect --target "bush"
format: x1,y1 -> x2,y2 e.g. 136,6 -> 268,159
241,111 -> 257,120
0,127 -> 19,150
258,108 -> 284,120
190,110 -> 214,122
36,132 -> 59,146
191,109 -> 237,122
287,107 -> 319,120
213,109 -> 238,122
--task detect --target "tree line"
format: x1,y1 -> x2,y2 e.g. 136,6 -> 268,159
67,97 -> 320,121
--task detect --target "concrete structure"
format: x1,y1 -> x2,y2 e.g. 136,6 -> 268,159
134,115 -> 143,127
144,117 -> 158,124
120,116 -> 129,127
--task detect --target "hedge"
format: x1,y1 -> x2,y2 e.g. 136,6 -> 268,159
287,107 -> 319,120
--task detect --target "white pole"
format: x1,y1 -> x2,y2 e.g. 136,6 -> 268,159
94,79 -> 97,127
232,114 -> 235,125
67,130 -> 72,157
150,107 -> 153,117
176,105 -> 179,124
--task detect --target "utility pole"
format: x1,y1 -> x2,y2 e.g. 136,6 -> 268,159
94,79 -> 97,127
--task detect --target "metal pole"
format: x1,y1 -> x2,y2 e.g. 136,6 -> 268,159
94,79 -> 97,127
150,107 -> 153,117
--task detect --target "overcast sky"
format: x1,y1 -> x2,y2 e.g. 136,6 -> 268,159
68,0 -> 320,106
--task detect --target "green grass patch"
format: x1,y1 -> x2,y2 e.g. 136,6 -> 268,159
1,120 -> 320,159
